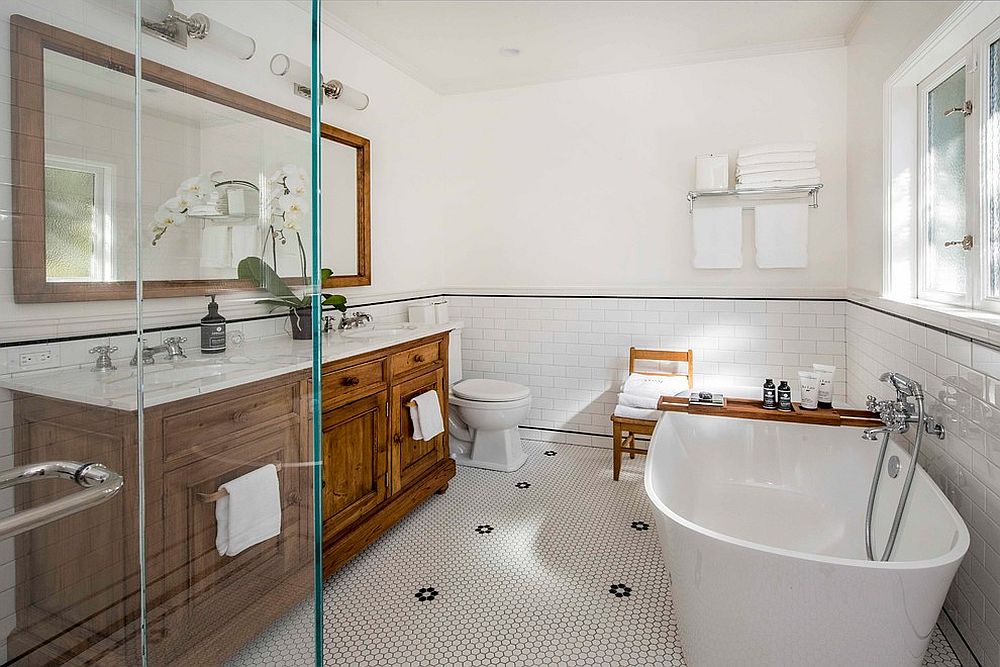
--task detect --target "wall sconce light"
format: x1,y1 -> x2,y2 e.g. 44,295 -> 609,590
141,0 -> 256,60
269,54 -> 370,111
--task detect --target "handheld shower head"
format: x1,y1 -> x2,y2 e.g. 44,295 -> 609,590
879,372 -> 924,399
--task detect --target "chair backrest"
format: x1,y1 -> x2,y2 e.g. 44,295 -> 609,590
628,347 -> 694,389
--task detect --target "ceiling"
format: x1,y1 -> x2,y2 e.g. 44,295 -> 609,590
320,0 -> 868,94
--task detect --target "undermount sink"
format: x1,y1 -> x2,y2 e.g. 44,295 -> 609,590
339,325 -> 418,340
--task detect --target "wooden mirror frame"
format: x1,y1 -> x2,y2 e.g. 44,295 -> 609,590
10,15 -> 371,303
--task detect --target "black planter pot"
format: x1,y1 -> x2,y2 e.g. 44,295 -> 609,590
289,307 -> 312,340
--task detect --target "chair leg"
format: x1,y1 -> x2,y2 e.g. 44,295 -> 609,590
629,432 -> 635,460
612,421 -> 622,481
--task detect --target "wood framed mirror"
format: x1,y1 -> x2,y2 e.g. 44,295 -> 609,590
10,15 -> 370,304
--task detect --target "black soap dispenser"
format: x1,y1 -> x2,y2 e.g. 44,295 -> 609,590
201,295 -> 226,354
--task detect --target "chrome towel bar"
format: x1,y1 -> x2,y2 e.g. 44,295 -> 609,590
687,183 -> 822,213
0,461 -> 124,539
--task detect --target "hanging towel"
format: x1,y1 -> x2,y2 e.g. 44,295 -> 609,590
215,464 -> 282,557
737,168 -> 821,186
755,201 -> 810,269
200,224 -> 231,269
736,151 -> 816,167
620,373 -> 691,398
738,142 -> 817,158
736,161 -> 817,177
409,390 -> 444,441
692,205 -> 742,269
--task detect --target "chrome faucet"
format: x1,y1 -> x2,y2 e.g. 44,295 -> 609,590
337,311 -> 372,331
131,336 -> 187,366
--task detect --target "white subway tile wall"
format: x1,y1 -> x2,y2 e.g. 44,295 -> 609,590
847,302 -> 1000,667
450,296 -> 848,446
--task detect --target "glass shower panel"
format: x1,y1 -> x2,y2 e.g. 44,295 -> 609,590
0,3 -> 144,665
138,1 -> 321,664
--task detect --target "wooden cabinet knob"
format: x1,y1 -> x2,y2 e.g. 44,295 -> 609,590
287,492 -> 301,505
393,433 -> 403,444
413,354 -> 425,363
341,376 -> 360,386
232,410 -> 248,423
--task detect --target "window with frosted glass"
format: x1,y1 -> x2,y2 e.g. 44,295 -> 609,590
44,165 -> 98,280
925,66 -> 968,296
988,38 -> 1000,299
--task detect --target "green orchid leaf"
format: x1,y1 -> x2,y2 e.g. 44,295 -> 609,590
321,268 -> 333,282
238,256 -> 296,298
254,297 -> 300,311
321,293 -> 348,312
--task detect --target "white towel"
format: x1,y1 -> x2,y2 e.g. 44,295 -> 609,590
736,151 -> 816,167
621,373 -> 691,398
738,142 -> 817,158
613,404 -> 662,421
736,177 -> 821,190
409,390 -> 444,440
692,205 -> 742,269
617,392 -> 660,409
736,162 -> 817,176
215,464 -> 282,557
737,168 -> 821,186
755,201 -> 809,269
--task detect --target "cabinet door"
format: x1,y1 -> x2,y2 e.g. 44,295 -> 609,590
322,391 -> 389,536
390,368 -> 448,492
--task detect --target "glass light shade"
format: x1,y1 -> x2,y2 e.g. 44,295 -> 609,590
270,53 -> 313,86
141,0 -> 174,23
198,15 -> 256,60
327,80 -> 369,110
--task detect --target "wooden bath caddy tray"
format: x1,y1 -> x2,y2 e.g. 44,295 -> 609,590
657,395 -> 883,428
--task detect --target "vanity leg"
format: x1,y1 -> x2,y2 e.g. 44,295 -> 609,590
435,483 -> 449,495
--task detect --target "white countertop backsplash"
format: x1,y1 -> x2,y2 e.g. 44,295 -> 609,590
0,323 -> 456,411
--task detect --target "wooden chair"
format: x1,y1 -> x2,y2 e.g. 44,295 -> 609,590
611,347 -> 694,480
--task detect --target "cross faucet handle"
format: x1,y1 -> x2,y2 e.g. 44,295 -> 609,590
89,345 -> 118,373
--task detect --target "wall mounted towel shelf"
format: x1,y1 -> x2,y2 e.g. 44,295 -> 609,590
686,184 -> 822,213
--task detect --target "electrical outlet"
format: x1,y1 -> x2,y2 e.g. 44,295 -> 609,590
12,346 -> 60,372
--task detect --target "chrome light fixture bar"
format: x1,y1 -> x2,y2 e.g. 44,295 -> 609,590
270,53 -> 370,110
141,0 -> 256,60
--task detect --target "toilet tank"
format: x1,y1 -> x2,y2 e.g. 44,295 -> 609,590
449,323 -> 463,384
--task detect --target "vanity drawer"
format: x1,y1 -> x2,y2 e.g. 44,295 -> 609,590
162,384 -> 298,461
322,359 -> 386,408
390,340 -> 442,377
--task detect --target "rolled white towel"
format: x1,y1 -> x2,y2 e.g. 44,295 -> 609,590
617,392 -> 659,410
736,161 -> 817,177
736,151 -> 816,167
738,142 -> 817,158
613,404 -> 662,421
737,168 -> 821,185
620,373 -> 690,398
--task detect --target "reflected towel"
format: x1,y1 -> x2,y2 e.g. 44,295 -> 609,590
755,201 -> 809,269
692,205 -> 742,269
613,404 -> 662,421
620,374 -> 691,398
215,464 -> 281,557
409,390 -> 444,440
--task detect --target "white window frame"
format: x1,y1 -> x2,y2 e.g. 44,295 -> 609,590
976,18 -> 1000,312
44,155 -> 117,282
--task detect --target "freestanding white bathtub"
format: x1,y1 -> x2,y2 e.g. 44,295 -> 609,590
645,412 -> 969,667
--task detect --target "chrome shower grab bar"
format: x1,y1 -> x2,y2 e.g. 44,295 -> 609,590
0,461 -> 124,539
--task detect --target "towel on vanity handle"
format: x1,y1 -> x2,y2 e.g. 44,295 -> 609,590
692,205 -> 743,269
409,390 -> 444,441
215,464 -> 282,557
754,201 -> 810,269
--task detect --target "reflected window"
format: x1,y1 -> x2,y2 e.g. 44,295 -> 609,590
44,157 -> 115,281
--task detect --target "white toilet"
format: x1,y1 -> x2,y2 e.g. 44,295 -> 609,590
448,325 -> 530,472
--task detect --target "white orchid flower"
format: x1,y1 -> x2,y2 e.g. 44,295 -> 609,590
278,194 -> 305,217
177,175 -> 209,198
282,215 -> 302,232
154,206 -> 186,227
162,195 -> 190,213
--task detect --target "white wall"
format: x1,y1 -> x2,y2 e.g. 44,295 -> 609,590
438,48 -> 848,294
845,0 -> 959,295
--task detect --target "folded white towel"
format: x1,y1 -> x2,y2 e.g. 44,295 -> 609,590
617,392 -> 660,410
409,390 -> 444,440
736,161 -> 817,177
736,177 -> 821,190
738,142 -> 817,158
692,205 -> 742,269
755,201 -> 809,269
620,373 -> 691,398
215,464 -> 282,557
613,404 -> 662,421
736,151 -> 816,167
737,168 -> 821,185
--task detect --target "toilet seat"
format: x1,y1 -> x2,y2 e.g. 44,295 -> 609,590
452,379 -> 530,402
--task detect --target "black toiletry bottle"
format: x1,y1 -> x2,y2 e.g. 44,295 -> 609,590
777,380 -> 793,412
762,379 -> 777,410
201,295 -> 226,354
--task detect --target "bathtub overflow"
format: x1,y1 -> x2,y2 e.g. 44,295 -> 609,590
887,456 -> 900,479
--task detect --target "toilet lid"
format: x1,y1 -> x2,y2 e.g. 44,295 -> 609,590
453,379 -> 530,402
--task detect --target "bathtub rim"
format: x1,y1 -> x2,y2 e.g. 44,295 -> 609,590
643,411 -> 970,571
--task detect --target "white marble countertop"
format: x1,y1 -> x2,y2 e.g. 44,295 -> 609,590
0,323 -> 455,411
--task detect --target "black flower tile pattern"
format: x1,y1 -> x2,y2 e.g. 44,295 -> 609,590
225,439 -> 962,667
474,525 -> 493,534
543,450 -> 557,456
631,521 -> 650,531
609,583 -> 633,598
414,587 -> 439,602
514,481 -> 531,489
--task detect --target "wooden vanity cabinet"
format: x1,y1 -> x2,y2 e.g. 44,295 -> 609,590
320,332 -> 455,575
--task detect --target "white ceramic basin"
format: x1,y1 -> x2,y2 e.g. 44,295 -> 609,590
108,362 -> 258,387
339,325 -> 418,340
